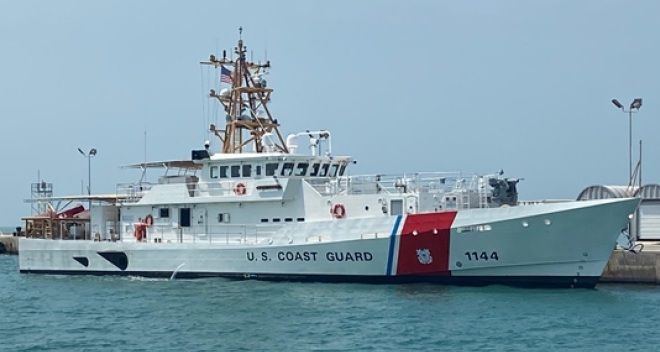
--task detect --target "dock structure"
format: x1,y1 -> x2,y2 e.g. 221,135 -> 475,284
0,235 -> 19,254
576,183 -> 660,284
602,243 -> 660,284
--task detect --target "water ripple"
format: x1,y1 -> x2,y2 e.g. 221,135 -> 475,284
2,255 -> 660,351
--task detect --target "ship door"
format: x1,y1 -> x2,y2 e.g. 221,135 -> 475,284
179,208 -> 191,228
390,199 -> 403,216
405,196 -> 418,214
193,208 -> 208,236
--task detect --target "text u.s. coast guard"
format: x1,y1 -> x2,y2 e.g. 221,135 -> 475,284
246,250 -> 373,262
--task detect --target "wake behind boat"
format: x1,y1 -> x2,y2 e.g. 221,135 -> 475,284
18,35 -> 639,288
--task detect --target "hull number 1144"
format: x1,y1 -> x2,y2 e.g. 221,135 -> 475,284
465,251 -> 499,261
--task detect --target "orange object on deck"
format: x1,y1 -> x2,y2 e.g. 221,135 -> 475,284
134,223 -> 147,241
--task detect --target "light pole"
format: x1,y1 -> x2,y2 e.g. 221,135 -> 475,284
78,147 -> 97,211
611,98 -> 642,183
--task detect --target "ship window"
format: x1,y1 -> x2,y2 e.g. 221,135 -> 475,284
260,218 -> 268,223
339,163 -> 347,176
310,163 -> 321,176
285,218 -> 293,222
329,164 -> 339,177
231,165 -> 241,177
219,166 -> 229,178
294,163 -> 309,176
319,163 -> 330,177
296,218 -> 305,222
242,164 -> 252,177
159,208 -> 170,218
266,163 -> 279,176
210,166 -> 219,179
281,162 -> 294,176
218,213 -> 230,223
272,218 -> 281,223
256,165 -> 262,176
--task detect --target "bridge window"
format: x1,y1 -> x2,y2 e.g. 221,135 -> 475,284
242,164 -> 252,177
310,163 -> 321,176
294,163 -> 309,176
339,163 -> 347,176
281,162 -> 294,176
231,165 -> 241,177
266,163 -> 279,176
210,166 -> 219,179
219,166 -> 228,178
329,164 -> 339,177
319,163 -> 330,177
255,165 -> 262,176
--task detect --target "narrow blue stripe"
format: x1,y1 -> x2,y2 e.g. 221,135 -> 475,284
386,215 -> 402,276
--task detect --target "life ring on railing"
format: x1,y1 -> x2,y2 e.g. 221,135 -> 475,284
331,204 -> 346,219
144,214 -> 154,226
234,182 -> 247,196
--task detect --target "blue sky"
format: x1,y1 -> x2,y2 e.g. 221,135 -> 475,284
1,0 -> 659,225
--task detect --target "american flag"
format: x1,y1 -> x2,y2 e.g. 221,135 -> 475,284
220,65 -> 233,84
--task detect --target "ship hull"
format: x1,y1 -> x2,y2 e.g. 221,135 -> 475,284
17,269 -> 600,288
18,198 -> 638,288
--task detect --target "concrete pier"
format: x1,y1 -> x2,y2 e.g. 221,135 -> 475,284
0,235 -> 19,255
601,242 -> 660,284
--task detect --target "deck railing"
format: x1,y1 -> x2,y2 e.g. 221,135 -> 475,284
143,223 -> 280,245
116,172 -> 501,209
116,182 -> 154,202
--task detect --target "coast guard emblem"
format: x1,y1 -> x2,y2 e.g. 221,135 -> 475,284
416,248 -> 433,265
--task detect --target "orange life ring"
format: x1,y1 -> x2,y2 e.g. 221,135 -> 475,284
145,214 -> 154,226
234,182 -> 247,196
331,204 -> 346,219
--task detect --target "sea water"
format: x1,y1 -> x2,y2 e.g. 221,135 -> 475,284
1,255 -> 659,352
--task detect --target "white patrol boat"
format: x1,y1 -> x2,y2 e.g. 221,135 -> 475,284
19,35 -> 639,288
